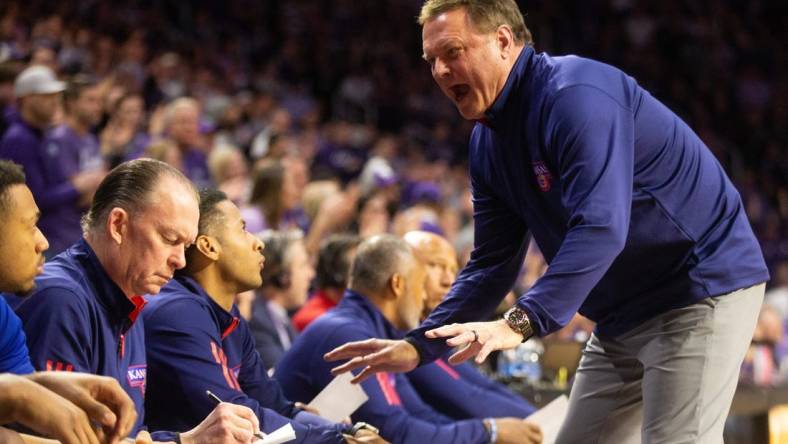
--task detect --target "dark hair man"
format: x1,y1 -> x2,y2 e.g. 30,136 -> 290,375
143,188 -> 385,443
0,159 -> 137,444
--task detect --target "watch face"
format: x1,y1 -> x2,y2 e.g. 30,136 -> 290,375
505,307 -> 532,338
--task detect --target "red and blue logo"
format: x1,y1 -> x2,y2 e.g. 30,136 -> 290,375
532,160 -> 553,192
127,365 -> 147,394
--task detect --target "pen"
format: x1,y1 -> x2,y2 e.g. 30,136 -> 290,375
206,390 -> 265,440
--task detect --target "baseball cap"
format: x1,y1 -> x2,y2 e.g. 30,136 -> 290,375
14,65 -> 65,97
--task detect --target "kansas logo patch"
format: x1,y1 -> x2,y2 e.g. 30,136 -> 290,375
127,365 -> 147,394
532,160 -> 553,192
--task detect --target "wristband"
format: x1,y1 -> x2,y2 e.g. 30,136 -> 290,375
486,418 -> 498,444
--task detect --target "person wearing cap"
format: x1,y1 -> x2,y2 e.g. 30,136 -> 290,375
0,65 -> 105,257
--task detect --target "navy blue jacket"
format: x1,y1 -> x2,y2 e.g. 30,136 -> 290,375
143,276 -> 347,443
13,240 -> 175,441
409,47 -> 770,361
276,291 -> 490,444
407,356 -> 534,420
0,296 -> 34,374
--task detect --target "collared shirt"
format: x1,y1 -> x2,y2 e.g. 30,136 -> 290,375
248,295 -> 298,369
13,239 -> 175,440
292,290 -> 338,332
0,296 -> 34,374
409,46 -> 770,361
143,275 -> 347,443
0,117 -> 81,255
276,290 -> 489,444
267,300 -> 294,350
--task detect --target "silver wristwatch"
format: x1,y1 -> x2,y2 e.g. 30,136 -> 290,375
503,306 -> 534,342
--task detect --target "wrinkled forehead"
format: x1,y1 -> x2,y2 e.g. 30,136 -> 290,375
421,8 -> 476,51
145,178 -> 199,239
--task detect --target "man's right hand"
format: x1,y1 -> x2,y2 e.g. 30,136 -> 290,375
0,374 -> 101,444
324,339 -> 420,383
490,418 -> 542,444
27,372 -> 137,444
179,403 -> 261,444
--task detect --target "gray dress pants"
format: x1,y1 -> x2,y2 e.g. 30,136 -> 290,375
555,283 -> 766,444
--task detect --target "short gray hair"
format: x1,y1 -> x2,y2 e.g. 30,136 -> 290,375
349,235 -> 414,294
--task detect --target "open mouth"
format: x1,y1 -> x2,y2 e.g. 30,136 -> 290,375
449,84 -> 470,102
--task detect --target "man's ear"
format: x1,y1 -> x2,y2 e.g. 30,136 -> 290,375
107,207 -> 128,245
388,273 -> 406,299
496,24 -> 516,58
195,234 -> 221,261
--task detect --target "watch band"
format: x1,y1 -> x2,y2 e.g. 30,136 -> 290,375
503,306 -> 534,342
350,421 -> 379,436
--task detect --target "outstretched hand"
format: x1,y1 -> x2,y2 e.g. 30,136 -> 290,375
324,339 -> 420,383
425,319 -> 524,365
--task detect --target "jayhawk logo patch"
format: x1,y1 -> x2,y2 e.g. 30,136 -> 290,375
532,160 -> 553,192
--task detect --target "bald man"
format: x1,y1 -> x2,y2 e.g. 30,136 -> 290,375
403,231 -> 536,420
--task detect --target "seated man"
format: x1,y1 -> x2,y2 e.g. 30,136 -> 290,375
403,231 -> 536,419
292,234 -> 361,332
0,159 -> 137,444
276,235 -> 541,444
249,229 -> 313,369
14,159 -> 262,443
143,188 -> 383,443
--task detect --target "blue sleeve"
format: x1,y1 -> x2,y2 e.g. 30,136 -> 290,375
0,134 -> 79,212
144,301 -> 345,444
0,297 -> 34,374
407,159 -> 530,362
315,327 -> 489,444
517,85 -> 634,335
407,360 -> 534,420
451,362 -> 535,418
237,318 -> 298,418
149,431 -> 178,441
15,286 -> 93,372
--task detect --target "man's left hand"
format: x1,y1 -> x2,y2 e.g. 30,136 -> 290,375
426,319 -> 524,365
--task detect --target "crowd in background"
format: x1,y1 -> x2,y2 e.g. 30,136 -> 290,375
0,0 -> 786,384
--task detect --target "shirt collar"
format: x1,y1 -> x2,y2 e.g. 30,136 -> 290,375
340,289 -> 405,340
72,239 -> 146,331
267,300 -> 288,319
482,45 -> 536,127
173,275 -> 241,339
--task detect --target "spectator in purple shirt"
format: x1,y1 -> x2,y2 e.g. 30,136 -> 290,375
162,97 -> 213,188
43,74 -> 108,254
0,66 -> 105,256
100,93 -> 150,168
